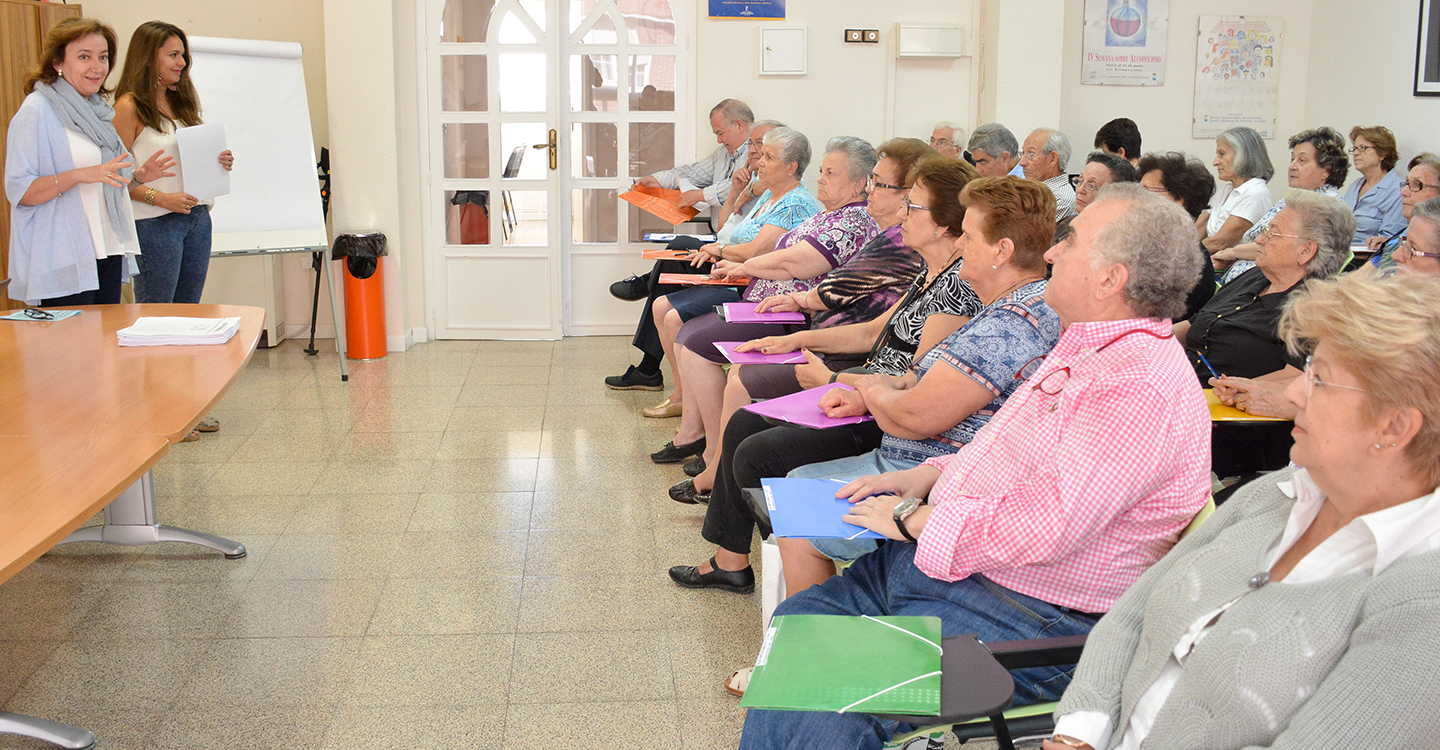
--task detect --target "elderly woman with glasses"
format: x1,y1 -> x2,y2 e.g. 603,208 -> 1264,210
1347,125 -> 1408,246
1198,126 -> 1275,266
653,136 -> 884,488
1366,152 -> 1440,268
1214,127 -> 1350,284
1046,271 -> 1440,750
1178,190 -> 1355,479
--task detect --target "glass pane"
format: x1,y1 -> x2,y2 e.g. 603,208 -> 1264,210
517,0 -> 547,32
440,0 -> 495,43
499,53 -> 546,112
571,123 -> 617,177
620,0 -> 675,44
572,188 -> 618,243
442,123 -> 490,178
569,0 -> 604,34
445,190 -> 493,245
581,11 -> 618,44
500,122 -> 549,179
570,54 -> 618,112
497,11 -> 538,43
503,190 -> 548,245
629,201 -> 671,242
441,55 -> 487,112
629,121 -> 674,177
630,54 -> 674,111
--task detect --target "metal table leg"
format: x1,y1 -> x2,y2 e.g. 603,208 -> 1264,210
56,471 -> 246,558
0,712 -> 96,750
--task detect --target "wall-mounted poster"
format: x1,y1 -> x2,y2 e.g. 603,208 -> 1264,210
709,0 -> 785,19
1081,0 -> 1168,86
1193,16 -> 1282,139
1416,0 -> 1440,95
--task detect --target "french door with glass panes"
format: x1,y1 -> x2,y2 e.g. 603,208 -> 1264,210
424,0 -> 690,339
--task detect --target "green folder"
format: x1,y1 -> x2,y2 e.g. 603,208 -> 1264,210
740,614 -> 943,715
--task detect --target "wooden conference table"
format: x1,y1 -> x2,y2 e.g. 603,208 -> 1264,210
0,304 -> 263,749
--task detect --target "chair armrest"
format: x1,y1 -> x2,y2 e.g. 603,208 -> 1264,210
984,634 -> 1088,670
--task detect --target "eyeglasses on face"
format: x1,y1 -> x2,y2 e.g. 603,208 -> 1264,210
1403,179 -> 1440,193
929,138 -> 952,148
1302,354 -> 1367,398
904,196 -> 931,214
1259,226 -> 1306,243
1398,236 -> 1440,259
867,174 -> 907,191
1071,176 -> 1105,193
1349,144 -> 1375,155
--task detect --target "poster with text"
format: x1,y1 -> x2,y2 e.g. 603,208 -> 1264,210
1082,0 -> 1168,85
1192,16 -> 1283,138
709,0 -> 785,19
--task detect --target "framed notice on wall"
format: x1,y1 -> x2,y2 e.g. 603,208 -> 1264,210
1192,16 -> 1282,139
1416,0 -> 1440,95
1081,0 -> 1169,86
709,0 -> 785,19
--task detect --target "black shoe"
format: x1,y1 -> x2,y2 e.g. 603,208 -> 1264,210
605,365 -> 664,391
651,437 -> 705,464
683,455 -> 705,477
668,478 -> 711,505
610,274 -> 649,301
668,557 -> 755,593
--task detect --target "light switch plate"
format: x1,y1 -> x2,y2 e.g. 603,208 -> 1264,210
862,29 -> 880,43
844,29 -> 862,43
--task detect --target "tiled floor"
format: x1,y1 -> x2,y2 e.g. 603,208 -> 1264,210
0,336 -> 1000,750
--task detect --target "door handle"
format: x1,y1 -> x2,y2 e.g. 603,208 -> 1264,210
533,128 -> 557,171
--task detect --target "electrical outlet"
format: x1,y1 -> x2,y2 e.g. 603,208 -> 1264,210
863,29 -> 880,43
844,29 -> 863,43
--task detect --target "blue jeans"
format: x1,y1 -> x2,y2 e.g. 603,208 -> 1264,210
788,450 -> 918,563
133,205 -> 212,304
738,542 -> 1098,750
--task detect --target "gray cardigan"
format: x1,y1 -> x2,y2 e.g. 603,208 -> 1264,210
1056,467 -> 1440,749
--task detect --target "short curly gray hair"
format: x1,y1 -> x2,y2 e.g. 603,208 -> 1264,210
825,136 -> 878,184
1282,189 -> 1356,279
762,127 -> 812,178
1087,183 -> 1204,320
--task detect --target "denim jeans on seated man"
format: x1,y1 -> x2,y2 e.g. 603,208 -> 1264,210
786,449 -> 916,563
738,542 -> 1098,750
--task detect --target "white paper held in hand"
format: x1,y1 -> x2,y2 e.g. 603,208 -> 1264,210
175,123 -> 231,201
676,176 -> 709,212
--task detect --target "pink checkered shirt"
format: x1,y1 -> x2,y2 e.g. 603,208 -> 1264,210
914,318 -> 1211,613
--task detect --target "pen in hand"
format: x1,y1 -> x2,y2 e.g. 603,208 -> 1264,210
1196,352 -> 1221,381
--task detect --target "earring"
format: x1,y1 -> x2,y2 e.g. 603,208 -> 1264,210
1374,442 -> 1398,450
992,265 -> 998,269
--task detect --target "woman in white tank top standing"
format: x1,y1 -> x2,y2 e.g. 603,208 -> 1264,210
113,21 -> 234,306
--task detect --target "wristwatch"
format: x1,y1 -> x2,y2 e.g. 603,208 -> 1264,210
893,497 -> 923,542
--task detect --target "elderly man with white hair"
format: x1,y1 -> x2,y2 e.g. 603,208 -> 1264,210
928,121 -> 965,159
736,183 -> 1212,750
1022,127 -> 1078,220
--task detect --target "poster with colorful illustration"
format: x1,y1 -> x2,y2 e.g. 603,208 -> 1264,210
1082,0 -> 1168,86
708,0 -> 785,19
1193,16 -> 1283,138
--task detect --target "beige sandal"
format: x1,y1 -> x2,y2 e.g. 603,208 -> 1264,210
724,666 -> 752,697
180,429 -> 201,442
196,415 -> 221,432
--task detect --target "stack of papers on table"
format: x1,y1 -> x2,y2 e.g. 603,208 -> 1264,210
117,317 -> 241,346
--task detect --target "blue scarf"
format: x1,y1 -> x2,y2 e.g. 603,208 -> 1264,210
33,78 -> 135,243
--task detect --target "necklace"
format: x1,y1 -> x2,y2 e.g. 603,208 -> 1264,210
986,275 -> 1045,305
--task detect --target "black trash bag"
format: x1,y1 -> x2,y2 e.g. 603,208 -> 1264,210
331,232 -> 388,261
346,256 -> 379,280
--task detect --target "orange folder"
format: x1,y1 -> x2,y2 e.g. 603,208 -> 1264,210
1205,389 -> 1288,422
658,273 -> 750,287
620,185 -> 701,226
641,248 -> 694,261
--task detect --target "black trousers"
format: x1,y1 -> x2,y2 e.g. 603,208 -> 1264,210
630,237 -> 711,360
701,407 -> 884,555
39,256 -> 124,307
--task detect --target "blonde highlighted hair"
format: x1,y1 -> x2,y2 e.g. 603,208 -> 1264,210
1280,269 -> 1440,486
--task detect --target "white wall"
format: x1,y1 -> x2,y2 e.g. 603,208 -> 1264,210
1305,0 -> 1440,185
1058,0 -> 1315,197
692,0 -> 979,161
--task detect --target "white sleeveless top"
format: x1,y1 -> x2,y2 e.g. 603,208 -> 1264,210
67,130 -> 140,259
130,122 -> 188,220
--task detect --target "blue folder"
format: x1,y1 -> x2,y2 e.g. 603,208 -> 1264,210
762,477 -> 885,540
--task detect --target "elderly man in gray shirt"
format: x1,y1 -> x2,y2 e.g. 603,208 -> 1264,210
634,98 -> 753,208
1022,127 -> 1078,220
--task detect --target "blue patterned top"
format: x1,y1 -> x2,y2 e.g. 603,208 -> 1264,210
729,184 -> 822,246
879,279 -> 1061,464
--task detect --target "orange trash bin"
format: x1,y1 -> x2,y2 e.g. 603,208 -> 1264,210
334,233 -> 388,360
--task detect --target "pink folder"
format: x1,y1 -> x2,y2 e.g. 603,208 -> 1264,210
721,302 -> 806,324
714,341 -> 807,365
742,383 -> 875,429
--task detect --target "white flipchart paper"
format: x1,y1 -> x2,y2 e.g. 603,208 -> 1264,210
175,123 -> 231,201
